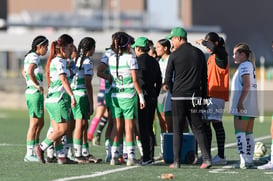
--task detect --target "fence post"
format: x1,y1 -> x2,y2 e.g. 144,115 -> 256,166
259,56 -> 265,123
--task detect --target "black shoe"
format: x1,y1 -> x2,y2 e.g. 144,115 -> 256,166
85,154 -> 102,164
46,156 -> 57,163
57,157 -> 77,164
74,156 -> 89,164
139,159 -> 153,166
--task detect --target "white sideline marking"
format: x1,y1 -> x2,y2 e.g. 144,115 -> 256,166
52,135 -> 272,180
264,172 -> 273,174
0,143 -> 24,146
19,134 -> 270,180
51,160 -> 163,181
51,166 -> 140,181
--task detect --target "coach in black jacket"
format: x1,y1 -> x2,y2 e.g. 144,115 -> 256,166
165,27 -> 211,169
132,37 -> 162,165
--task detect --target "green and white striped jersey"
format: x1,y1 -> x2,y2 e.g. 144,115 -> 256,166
46,57 -> 70,103
71,57 -> 93,94
23,52 -> 43,94
108,53 -> 138,99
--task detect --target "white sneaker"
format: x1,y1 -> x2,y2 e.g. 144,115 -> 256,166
24,155 -> 39,162
257,161 -> 273,170
212,155 -> 227,165
126,158 -> 135,166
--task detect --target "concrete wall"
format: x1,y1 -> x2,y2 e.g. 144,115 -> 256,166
192,0 -> 273,67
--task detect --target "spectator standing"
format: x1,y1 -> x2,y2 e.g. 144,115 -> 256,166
229,43 -> 258,169
165,27 -> 211,169
132,36 -> 162,165
196,32 -> 229,165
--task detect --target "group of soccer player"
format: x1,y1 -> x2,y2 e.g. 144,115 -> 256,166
23,28 -> 271,170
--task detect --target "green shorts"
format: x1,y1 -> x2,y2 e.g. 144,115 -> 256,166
111,95 -> 137,120
234,115 -> 254,121
25,91 -> 44,118
105,91 -> 113,110
157,102 -> 172,116
45,97 -> 70,123
72,94 -> 90,120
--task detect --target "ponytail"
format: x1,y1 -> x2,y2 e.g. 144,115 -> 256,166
75,37 -> 96,70
249,51 -> 256,69
45,41 -> 57,87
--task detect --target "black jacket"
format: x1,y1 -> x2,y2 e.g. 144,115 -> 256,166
165,43 -> 207,98
136,53 -> 162,99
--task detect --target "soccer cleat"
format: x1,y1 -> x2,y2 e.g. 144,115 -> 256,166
154,153 -> 163,161
57,157 -> 77,164
35,145 -> 45,164
257,161 -> 273,170
211,155 -> 227,165
200,161 -> 212,169
139,159 -> 153,166
126,158 -> 135,166
92,136 -> 101,146
110,158 -> 120,166
245,162 -> 256,169
234,163 -> 246,169
85,154 -> 102,164
24,155 -> 39,162
74,156 -> 89,164
234,162 -> 255,169
46,156 -> 57,163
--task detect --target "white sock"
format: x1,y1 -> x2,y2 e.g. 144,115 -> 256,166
47,145 -> 55,158
246,133 -> 255,163
111,145 -> 119,159
26,144 -> 34,156
105,139 -> 111,156
82,145 -> 90,157
235,132 -> 247,165
126,145 -> 135,159
74,144 -> 82,157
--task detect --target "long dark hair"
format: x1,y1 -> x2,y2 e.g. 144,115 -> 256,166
113,32 -> 130,82
205,32 -> 225,48
75,37 -> 96,70
157,39 -> 171,55
25,35 -> 48,57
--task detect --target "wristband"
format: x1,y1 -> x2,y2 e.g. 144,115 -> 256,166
34,84 -> 42,90
70,95 -> 75,99
138,92 -> 145,104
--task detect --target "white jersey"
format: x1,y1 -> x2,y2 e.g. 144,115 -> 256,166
46,57 -> 70,103
71,57 -> 93,91
158,56 -> 169,83
23,52 -> 43,94
108,53 -> 138,99
229,61 -> 258,117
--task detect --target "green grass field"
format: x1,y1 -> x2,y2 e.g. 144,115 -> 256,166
0,109 -> 273,181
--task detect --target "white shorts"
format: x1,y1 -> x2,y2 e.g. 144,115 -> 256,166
204,98 -> 225,121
